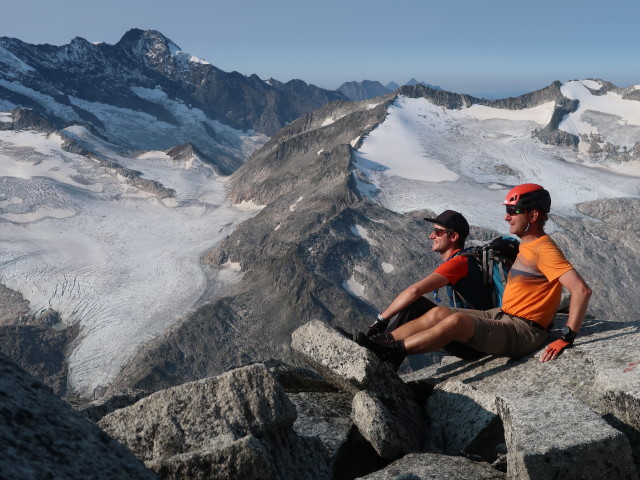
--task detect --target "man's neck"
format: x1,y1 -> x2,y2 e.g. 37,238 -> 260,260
440,246 -> 461,260
519,229 -> 545,244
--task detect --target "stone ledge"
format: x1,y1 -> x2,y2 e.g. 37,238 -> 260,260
497,392 -> 637,479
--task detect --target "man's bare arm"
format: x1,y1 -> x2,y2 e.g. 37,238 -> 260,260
380,272 -> 449,320
540,269 -> 592,363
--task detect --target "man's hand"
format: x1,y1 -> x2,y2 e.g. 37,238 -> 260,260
540,339 -> 570,363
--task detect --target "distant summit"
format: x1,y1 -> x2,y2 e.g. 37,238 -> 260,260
404,78 -> 442,90
338,78 -> 443,101
337,80 -> 390,101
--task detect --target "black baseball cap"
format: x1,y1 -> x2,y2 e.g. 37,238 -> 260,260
423,210 -> 469,240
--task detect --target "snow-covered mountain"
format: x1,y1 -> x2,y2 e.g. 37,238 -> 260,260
0,29 -> 347,173
1,29 -> 639,398
354,80 -> 640,232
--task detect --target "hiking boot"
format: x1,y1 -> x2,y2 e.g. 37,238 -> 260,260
370,332 -> 407,371
369,332 -> 397,346
355,331 -> 406,367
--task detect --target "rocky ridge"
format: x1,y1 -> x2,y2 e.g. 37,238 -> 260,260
337,80 -> 392,101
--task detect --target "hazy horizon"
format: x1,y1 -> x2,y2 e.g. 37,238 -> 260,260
1,0 -> 638,98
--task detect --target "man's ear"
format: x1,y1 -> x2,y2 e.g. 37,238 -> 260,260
450,231 -> 460,243
530,210 -> 540,223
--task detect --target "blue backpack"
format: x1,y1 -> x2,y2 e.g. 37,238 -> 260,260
454,236 -> 520,308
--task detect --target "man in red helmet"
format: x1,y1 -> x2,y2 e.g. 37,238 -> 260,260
357,183 -> 592,364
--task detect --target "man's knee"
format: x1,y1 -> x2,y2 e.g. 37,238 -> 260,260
440,312 -> 476,342
412,305 -> 449,326
428,305 -> 451,320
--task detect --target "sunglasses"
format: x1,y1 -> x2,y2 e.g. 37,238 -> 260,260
505,205 -> 528,216
432,227 -> 449,237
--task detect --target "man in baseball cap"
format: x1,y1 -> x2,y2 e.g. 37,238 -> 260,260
361,209 -> 492,368
423,209 -> 470,242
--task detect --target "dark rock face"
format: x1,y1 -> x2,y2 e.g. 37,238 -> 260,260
338,80 -> 391,101
0,107 -> 57,133
0,286 -> 73,396
0,353 -> 158,479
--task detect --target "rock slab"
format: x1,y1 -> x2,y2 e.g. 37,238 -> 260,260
99,363 -> 331,480
497,392 -> 637,480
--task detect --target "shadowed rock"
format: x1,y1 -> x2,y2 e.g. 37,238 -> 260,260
0,353 -> 158,480
352,391 -> 427,459
292,320 -> 428,460
75,388 -> 149,422
289,391 -> 353,460
426,380 -> 503,459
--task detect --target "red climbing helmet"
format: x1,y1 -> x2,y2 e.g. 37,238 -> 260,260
503,183 -> 551,213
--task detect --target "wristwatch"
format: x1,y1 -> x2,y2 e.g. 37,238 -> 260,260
561,326 -> 577,344
368,314 -> 387,329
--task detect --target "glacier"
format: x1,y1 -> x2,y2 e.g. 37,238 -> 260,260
0,127 -> 260,396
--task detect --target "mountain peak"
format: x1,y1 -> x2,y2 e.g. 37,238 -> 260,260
118,28 -> 176,47
114,28 -> 188,75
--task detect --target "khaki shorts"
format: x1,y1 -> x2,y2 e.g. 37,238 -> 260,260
449,307 -> 549,358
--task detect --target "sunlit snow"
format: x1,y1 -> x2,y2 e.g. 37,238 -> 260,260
0,128 -> 258,396
559,80 -> 640,151
354,91 -> 640,233
381,262 -> 395,273
350,224 -> 377,246
289,196 -> 304,211
321,114 -> 346,127
343,276 -> 367,300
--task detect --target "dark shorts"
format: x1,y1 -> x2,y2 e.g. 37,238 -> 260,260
449,307 -> 549,358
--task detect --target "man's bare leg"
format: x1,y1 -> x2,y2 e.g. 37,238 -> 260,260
390,306 -> 452,340
396,311 -> 476,354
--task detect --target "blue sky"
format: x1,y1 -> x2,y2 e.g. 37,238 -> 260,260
2,0 -> 639,97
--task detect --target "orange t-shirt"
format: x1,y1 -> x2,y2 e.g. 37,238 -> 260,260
501,235 -> 573,327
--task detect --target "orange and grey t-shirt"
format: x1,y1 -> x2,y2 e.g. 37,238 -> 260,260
501,235 -> 573,327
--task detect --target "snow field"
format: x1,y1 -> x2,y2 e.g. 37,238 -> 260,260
354,89 -> 640,234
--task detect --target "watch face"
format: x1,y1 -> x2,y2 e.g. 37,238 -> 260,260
562,326 -> 571,336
